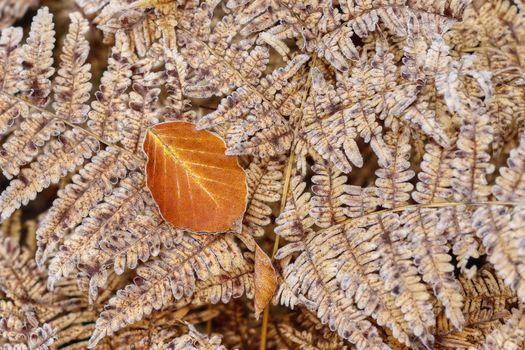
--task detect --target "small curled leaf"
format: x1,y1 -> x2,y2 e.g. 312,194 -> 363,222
254,244 -> 278,319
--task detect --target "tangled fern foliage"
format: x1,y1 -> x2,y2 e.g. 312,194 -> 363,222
1,0 -> 525,349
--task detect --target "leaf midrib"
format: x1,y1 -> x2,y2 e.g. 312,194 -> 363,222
149,128 -> 219,205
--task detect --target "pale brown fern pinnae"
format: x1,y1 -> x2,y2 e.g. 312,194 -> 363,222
0,0 -> 38,30
2,0 -> 525,349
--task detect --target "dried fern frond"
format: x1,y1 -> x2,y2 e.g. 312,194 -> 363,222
0,0 -> 38,30
341,185 -> 380,219
0,236 -> 46,304
244,156 -> 285,237
52,12 -> 92,125
0,27 -> 23,96
473,205 -> 525,302
469,131 -> 525,304
435,266 -> 517,349
0,237 -> 93,349
0,9 -> 102,224
81,0 -> 177,57
446,0 -> 525,154
479,306 -> 525,350
87,32 -> 132,143
375,127 -> 414,209
300,67 -> 361,174
165,324 -> 227,350
3,1 -> 525,349
324,217 -> 412,347
273,308 -> 350,350
309,157 -> 347,228
164,48 -> 193,121
493,134 -> 525,201
303,41 -> 397,171
275,171 -> 391,349
0,128 -> 99,221
0,237 -> 223,350
197,53 -> 308,158
412,142 -> 453,204
229,0 -> 470,72
451,104 -> 494,203
88,235 -> 252,347
48,172 -> 150,293
402,208 -> 464,329
437,205 -> 481,279
36,147 -> 137,266
17,6 -> 55,107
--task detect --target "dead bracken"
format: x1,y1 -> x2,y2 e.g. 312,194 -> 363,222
0,0 -> 525,349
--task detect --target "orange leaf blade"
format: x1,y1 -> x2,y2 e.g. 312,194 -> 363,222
143,121 -> 247,232
254,245 -> 278,319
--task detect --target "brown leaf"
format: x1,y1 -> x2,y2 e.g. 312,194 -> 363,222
143,121 -> 247,232
254,244 -> 278,319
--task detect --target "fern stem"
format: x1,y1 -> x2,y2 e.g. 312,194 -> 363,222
259,304 -> 271,350
462,44 -> 525,53
258,151 -> 297,350
258,153 -> 293,350
259,56 -> 316,350
258,138 -> 295,350
340,200 -> 524,225
271,152 -> 296,258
